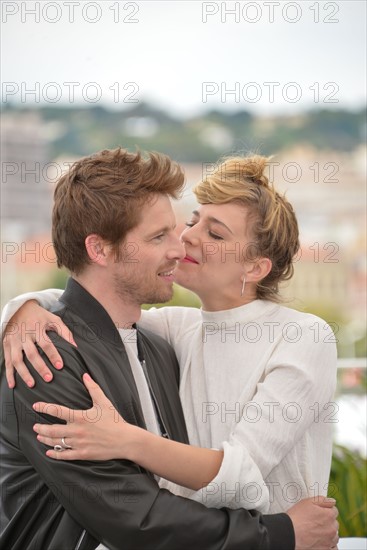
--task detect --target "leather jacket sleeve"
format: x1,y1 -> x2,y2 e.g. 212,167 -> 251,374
2,341 -> 295,550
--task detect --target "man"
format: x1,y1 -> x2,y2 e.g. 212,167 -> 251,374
0,148 -> 338,549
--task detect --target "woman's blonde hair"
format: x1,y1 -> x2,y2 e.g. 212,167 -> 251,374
193,155 -> 300,302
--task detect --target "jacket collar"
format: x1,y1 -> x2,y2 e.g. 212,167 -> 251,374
60,277 -> 128,348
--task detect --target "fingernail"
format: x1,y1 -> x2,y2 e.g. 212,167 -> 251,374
33,403 -> 40,410
55,361 -> 63,370
83,373 -> 91,382
8,382 -> 15,389
44,374 -> 53,382
33,423 -> 39,431
71,339 -> 78,347
27,380 -> 35,388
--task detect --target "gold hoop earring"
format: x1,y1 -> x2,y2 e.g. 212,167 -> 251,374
241,277 -> 246,297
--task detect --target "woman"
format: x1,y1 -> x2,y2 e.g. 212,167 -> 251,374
2,155 -> 337,514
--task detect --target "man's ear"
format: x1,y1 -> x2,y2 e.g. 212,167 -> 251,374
246,257 -> 272,283
85,234 -> 109,266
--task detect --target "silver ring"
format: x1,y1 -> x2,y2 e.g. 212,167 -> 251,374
61,437 -> 72,450
54,444 -> 64,452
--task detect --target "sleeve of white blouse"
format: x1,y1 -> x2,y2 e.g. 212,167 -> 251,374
159,442 -> 271,512
190,317 -> 337,510
138,308 -> 172,342
139,306 -> 195,346
1,289 -> 63,338
227,318 -> 337,475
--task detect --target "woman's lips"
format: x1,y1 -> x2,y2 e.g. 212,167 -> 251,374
181,255 -> 199,264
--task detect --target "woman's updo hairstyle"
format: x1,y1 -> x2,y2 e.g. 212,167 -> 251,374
193,155 -> 300,302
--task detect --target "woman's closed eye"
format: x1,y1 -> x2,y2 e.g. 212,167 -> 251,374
208,231 -> 223,241
185,221 -> 223,241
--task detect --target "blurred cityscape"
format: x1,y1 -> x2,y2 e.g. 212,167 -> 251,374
1,102 -> 366,454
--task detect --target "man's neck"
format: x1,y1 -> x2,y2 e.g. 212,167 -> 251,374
73,274 -> 141,328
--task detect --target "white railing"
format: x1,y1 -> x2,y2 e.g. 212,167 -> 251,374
337,358 -> 366,369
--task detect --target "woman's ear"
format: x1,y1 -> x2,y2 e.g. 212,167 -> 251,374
246,257 -> 272,283
85,234 -> 109,266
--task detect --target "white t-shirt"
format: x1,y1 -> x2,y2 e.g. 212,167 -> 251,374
118,328 -> 160,437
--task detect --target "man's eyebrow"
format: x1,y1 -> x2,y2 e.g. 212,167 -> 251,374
192,210 -> 234,234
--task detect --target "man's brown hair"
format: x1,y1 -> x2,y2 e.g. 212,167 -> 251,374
52,148 -> 185,274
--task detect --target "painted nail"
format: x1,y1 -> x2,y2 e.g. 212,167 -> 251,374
44,374 -> 53,382
55,361 -> 63,370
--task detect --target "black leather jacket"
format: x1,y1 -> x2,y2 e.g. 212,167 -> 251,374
0,278 -> 295,550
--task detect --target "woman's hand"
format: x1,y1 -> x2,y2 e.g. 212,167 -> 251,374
33,373 -> 140,461
34,374 -> 225,490
3,300 -> 75,388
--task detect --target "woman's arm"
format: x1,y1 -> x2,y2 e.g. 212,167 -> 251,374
1,288 -> 63,334
1,291 -> 187,387
127,432 -> 224,491
34,373 -> 223,491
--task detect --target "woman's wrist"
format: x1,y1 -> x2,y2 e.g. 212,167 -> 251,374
121,423 -> 150,463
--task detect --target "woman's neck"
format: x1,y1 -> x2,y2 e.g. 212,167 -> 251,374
200,292 -> 257,312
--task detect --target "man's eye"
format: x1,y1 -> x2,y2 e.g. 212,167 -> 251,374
153,234 -> 164,240
185,222 -> 195,228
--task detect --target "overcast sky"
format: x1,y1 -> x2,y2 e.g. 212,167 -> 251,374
2,0 -> 366,116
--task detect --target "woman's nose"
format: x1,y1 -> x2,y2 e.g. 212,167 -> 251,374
167,234 -> 186,260
180,225 -> 200,247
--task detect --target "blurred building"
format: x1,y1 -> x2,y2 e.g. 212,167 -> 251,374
1,234 -> 57,306
273,146 -> 366,322
1,112 -> 54,306
1,112 -> 52,240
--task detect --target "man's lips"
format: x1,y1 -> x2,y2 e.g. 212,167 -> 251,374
158,264 -> 178,280
181,255 -> 199,264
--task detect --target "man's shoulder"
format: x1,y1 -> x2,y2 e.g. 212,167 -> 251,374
138,326 -> 180,383
45,302 -> 93,352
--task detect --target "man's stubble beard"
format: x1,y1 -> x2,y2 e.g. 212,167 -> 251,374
113,271 -> 173,306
